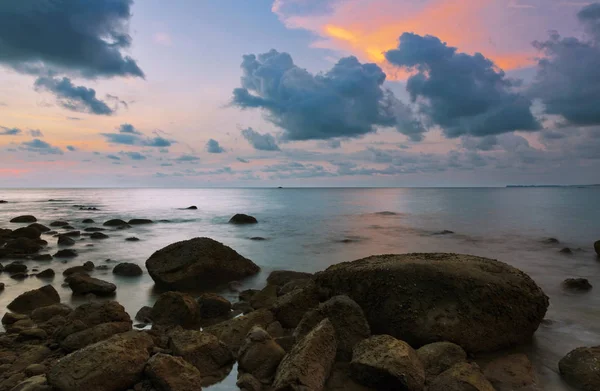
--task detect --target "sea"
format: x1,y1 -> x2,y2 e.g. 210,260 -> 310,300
1,187 -> 599,390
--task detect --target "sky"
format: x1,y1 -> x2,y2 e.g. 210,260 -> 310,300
1,0 -> 599,187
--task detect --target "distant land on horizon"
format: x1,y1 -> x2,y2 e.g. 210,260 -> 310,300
506,184 -> 600,188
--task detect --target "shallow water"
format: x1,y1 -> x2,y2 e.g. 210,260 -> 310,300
1,187 -> 599,390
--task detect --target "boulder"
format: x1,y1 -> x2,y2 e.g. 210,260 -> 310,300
266,270 -> 312,287
84,227 -> 106,232
67,274 -> 116,296
10,272 -> 28,280
238,327 -> 286,382
249,284 -> 279,310
128,219 -> 153,225
135,306 -> 153,323
58,301 -> 130,334
90,232 -> 109,239
204,309 -> 275,354
559,346 -> 600,391
5,238 -> 43,254
28,223 -> 50,232
103,219 -> 129,227
62,230 -> 81,237
9,374 -> 51,391
152,292 -> 200,329
484,353 -> 539,391
63,264 -> 93,276
49,221 -> 69,227
11,215 -> 37,223
272,318 -> 337,391
53,249 -> 77,258
31,303 -> 72,323
325,363 -> 376,391
82,219 -> 95,224
4,262 -> 28,273
36,268 -> 55,279
58,235 -> 75,246
112,262 -> 143,277
350,335 -> 425,390
47,331 -> 154,391
126,237 -> 140,242
272,282 -> 320,328
25,364 -> 47,376
11,227 -> 42,239
61,321 -> 133,351
168,329 -> 234,378
32,254 -> 52,261
595,240 -> 600,256
197,293 -> 231,318
416,342 -> 467,379
145,353 -> 204,391
428,363 -> 495,391
185,206 -> 197,210
563,278 -> 593,291
314,253 -> 549,352
145,237 -> 260,289
7,285 -> 60,313
295,295 -> 370,361
229,213 -> 258,224
236,373 -> 262,391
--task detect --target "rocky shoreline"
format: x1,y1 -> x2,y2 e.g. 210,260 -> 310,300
1,214 -> 600,391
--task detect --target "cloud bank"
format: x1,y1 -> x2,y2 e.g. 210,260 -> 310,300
34,76 -> 115,115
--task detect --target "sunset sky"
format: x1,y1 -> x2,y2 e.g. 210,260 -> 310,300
1,0 -> 599,187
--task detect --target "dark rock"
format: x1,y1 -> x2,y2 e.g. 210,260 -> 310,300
249,236 -> 267,241
232,301 -> 254,314
53,249 -> 77,258
204,309 -> 275,354
62,231 -> 80,237
113,262 -> 143,277
595,240 -> 600,256
135,306 -> 153,323
267,270 -> 313,287
273,318 -> 337,391
49,221 -> 69,227
0,200 -> 7,203
83,261 -> 95,269
314,253 -> 549,353
128,219 -> 153,225
559,247 -> 573,254
31,303 -> 72,323
151,292 -> 200,329
28,223 -> 50,232
67,274 -> 116,296
145,237 -> 260,289
62,225 -> 75,230
249,284 -> 279,310
2,312 -> 28,325
562,278 -> 593,291
325,363 -> 375,391
7,285 -> 60,313
32,254 -> 52,261
237,373 -> 262,391
11,226 -> 42,239
559,346 -> 600,391
0,282 -> 4,291
145,353 -> 204,391
61,321 -> 132,351
484,353 -> 539,391
103,219 -> 129,227
239,327 -> 286,382
61,301 -> 131,331
429,363 -> 495,391
543,237 -> 560,244
229,213 -> 258,224
90,232 -> 109,240
10,215 -> 37,223
294,295 -> 370,361
279,279 -> 312,296
63,263 -> 93,276
57,235 -> 75,246
272,282 -> 320,328
5,262 -> 28,273
10,272 -> 28,280
18,327 -> 48,341
417,342 -> 467,380
47,331 -> 154,391
185,206 -> 197,210
5,238 -> 43,254
82,219 -> 95,224
239,289 -> 260,302
126,237 -> 140,242
84,227 -> 106,232
197,293 -> 231,318
36,268 -> 55,279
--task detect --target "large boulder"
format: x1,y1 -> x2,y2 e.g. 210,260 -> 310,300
103,219 -> 129,227
31,303 -> 72,323
168,328 -> 234,378
67,274 -> 116,296
428,363 -> 495,391
294,295 -> 370,361
10,215 -> 37,223
238,327 -> 286,382
11,226 -> 42,239
128,219 -> 153,225
350,335 -> 425,391
7,285 -> 60,313
145,237 -> 260,289
61,322 -> 133,351
266,270 -> 312,287
57,301 -> 131,339
152,292 -> 200,329
28,223 -> 50,232
112,262 -> 143,277
145,353 -> 203,391
559,346 -> 600,391
314,253 -> 549,352
197,293 -> 231,318
229,214 -> 258,224
416,342 -> 467,379
483,353 -> 540,391
47,331 -> 154,391
5,237 -> 43,254
204,309 -> 274,354
272,282 -> 320,328
272,318 -> 337,391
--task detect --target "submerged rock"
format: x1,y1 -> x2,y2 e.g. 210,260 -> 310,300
28,223 -> 50,232
559,346 -> 600,391
145,353 -> 204,391
145,237 -> 260,289
185,205 -> 198,210
11,226 -> 42,239
36,268 -> 55,279
90,232 -> 109,240
229,213 -> 258,224
53,249 -> 77,258
57,235 -> 75,246
82,219 -> 95,224
67,274 -> 116,296
562,278 -> 592,292
4,262 -> 27,273
103,219 -> 129,227
128,219 -> 153,225
10,215 -> 37,223
112,262 -> 143,277
5,238 -> 44,254
32,254 -> 52,261
49,221 -> 69,227
125,237 -> 140,242
84,227 -> 106,232
559,247 -> 573,254
314,253 -> 549,352
594,240 -> 600,256
7,285 -> 60,313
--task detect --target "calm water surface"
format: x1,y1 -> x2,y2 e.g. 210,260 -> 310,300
1,187 -> 599,390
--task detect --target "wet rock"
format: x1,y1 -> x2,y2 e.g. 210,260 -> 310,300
429,362 -> 495,391
63,264 -> 93,276
237,373 -> 262,391
239,327 -> 286,382
326,363 -> 375,391
295,295 -> 370,361
314,253 -> 549,353
61,321 -> 133,351
11,215 -> 37,223
145,237 -> 260,289
10,272 -> 28,280
168,328 -> 234,378
28,223 -> 50,233
90,232 -> 109,240
36,268 -> 55,279
135,306 -> 153,323
47,331 -> 154,391
239,289 -> 260,302
103,219 -> 130,227
233,301 -> 254,314
145,353 -> 204,391
273,318 -> 337,391
559,346 -> 600,391
229,213 -> 258,224
249,237 -> 267,241
82,219 -> 95,224
350,334 -> 425,390
10,345 -> 52,372
18,327 -> 48,341
197,293 -> 231,318
594,240 -> 600,256
272,282 -> 320,328
11,226 -> 42,239
543,237 -> 560,244
58,235 -> 75,246
67,274 -> 117,296
484,353 -> 540,391
249,284 -> 279,310
2,311 -> 28,325
0,200 -> 6,203
128,219 -> 153,225
5,238 -> 43,254
267,270 -> 313,287
7,285 -> 60,313
562,278 -> 592,292
84,227 -> 106,232
11,374 -> 52,391
433,230 -> 455,235
0,282 -> 4,291
151,292 -> 200,329
416,342 -> 467,379
5,262 -> 27,273
185,205 -> 197,210
31,303 -> 72,323
32,254 -> 52,261
559,247 -> 573,254
126,237 -> 140,242
112,262 -> 143,277
62,230 -> 80,237
49,221 -> 69,227
204,309 -> 275,354
25,364 -> 47,376
53,249 -> 77,258
60,301 -> 131,334
83,261 -> 95,269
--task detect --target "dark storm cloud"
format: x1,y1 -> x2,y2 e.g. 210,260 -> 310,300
0,0 -> 143,78
529,3 -> 600,126
20,138 -> 63,155
34,76 -> 114,115
29,129 -> 43,137
206,139 -> 225,153
461,135 -> 499,151
232,50 -> 424,141
101,125 -> 175,147
241,128 -> 280,151
385,33 -> 540,138
0,126 -> 21,136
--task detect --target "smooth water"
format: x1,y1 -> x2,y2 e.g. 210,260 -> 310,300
1,187 -> 599,390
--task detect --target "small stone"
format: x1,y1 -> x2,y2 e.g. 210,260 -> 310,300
36,268 -> 55,279
126,237 -> 140,242
54,249 -> 77,258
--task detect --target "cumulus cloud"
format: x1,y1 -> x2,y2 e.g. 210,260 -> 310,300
206,139 -> 225,153
232,49 -> 424,141
118,124 -> 141,134
0,126 -> 21,136
29,129 -> 43,137
34,76 -> 114,115
241,127 -> 280,151
66,145 -> 77,151
385,33 -> 540,138
101,124 -> 175,147
122,151 -> 146,160
529,3 -> 600,126
20,139 -> 63,154
0,0 -> 143,78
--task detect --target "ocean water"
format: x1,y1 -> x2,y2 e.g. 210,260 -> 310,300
1,187 -> 599,390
